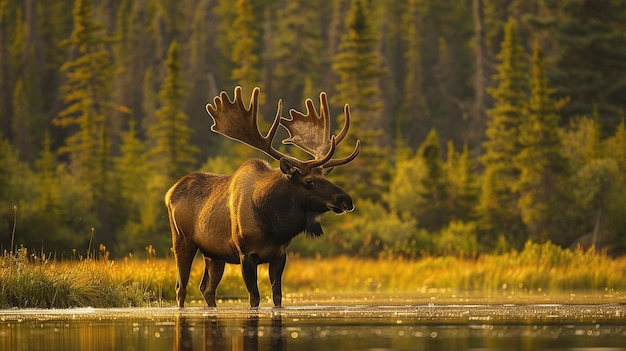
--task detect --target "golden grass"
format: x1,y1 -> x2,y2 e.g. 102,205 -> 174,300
1,241 -> 625,308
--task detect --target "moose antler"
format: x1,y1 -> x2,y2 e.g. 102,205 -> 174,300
206,86 -> 341,174
281,92 -> 360,168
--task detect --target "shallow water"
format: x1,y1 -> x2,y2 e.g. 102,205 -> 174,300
1,299 -> 626,351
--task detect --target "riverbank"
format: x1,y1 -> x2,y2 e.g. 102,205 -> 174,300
1,241 -> 625,308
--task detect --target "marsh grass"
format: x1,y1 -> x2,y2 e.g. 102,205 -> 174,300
1,241 -> 625,308
0,247 -> 155,308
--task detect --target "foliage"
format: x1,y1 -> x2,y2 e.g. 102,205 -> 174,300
527,0 -> 626,127
331,0 -> 389,203
477,17 -> 528,249
2,242 -> 625,308
147,40 -> 199,182
0,0 -> 625,258
434,221 -> 478,258
514,41 -> 569,243
0,247 -> 154,308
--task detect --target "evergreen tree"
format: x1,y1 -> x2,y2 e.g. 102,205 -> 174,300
400,0 -> 430,144
604,120 -> 626,172
11,79 -> 31,160
114,119 -> 149,253
230,0 -> 260,93
388,148 -> 424,221
477,17 -> 528,249
146,40 -> 198,182
271,0 -> 325,109
31,133 -> 64,249
34,133 -> 60,221
515,41 -> 569,243
414,129 -> 449,232
113,0 -> 151,130
185,0 -> 219,160
445,141 -> 478,223
331,0 -> 388,202
0,0 -> 16,138
54,0 -> 115,187
530,0 -> 626,127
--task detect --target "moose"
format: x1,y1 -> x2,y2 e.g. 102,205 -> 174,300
165,86 -> 360,308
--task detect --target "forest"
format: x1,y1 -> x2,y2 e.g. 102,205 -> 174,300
0,0 -> 625,258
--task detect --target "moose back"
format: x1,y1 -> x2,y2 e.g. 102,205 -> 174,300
165,87 -> 360,307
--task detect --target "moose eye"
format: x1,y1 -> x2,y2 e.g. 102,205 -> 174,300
305,178 -> 314,187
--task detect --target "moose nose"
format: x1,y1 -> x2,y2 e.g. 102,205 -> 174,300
330,193 -> 354,214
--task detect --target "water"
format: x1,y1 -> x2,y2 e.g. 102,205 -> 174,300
1,302 -> 626,351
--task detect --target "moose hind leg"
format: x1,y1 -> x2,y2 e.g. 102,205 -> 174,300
241,253 -> 260,307
200,258 -> 225,307
173,242 -> 197,308
269,253 -> 287,307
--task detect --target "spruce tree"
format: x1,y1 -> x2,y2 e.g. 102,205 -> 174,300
271,0 -> 325,109
400,0 -> 430,144
445,141 -> 478,223
515,41 -> 568,242
114,119 -> 149,253
54,0 -> 115,187
530,0 -> 626,126
331,0 -> 388,202
230,0 -> 260,93
477,17 -> 528,248
147,40 -> 198,182
11,79 -> 31,160
415,129 -> 449,232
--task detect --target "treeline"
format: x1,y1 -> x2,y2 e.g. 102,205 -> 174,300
0,0 -> 625,257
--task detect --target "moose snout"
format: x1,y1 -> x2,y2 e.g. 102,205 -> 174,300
328,193 -> 354,214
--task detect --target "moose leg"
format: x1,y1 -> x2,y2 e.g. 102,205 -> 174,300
173,239 -> 197,308
268,253 -> 287,307
175,251 -> 195,308
241,253 -> 260,307
200,258 -> 225,307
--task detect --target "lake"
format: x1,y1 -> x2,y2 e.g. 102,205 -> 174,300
1,297 -> 625,351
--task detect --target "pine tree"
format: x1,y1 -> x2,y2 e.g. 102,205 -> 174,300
34,133 -> 60,219
54,0 -> 115,187
114,119 -> 149,253
11,79 -> 31,160
271,0 -> 325,109
113,0 -> 151,129
415,129 -> 449,232
445,141 -> 478,223
515,41 -> 568,242
331,0 -> 388,202
147,40 -> 198,182
0,0 -> 10,137
477,17 -> 528,249
530,0 -> 626,127
400,0 -> 430,144
230,0 -> 260,93
604,120 -> 626,172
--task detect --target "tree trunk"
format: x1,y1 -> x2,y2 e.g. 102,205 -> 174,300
471,0 -> 486,149
592,206 -> 602,248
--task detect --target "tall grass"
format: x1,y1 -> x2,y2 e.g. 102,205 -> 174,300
0,247 -> 155,308
1,241 -> 625,308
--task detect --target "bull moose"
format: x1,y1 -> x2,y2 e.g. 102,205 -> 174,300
165,87 -> 360,308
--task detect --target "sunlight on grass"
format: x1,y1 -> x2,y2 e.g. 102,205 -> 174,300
1,241 -> 625,308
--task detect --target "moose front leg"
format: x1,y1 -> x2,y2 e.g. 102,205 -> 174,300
269,254 -> 286,307
241,253 -> 260,307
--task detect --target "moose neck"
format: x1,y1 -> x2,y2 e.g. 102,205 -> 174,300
255,171 -> 325,244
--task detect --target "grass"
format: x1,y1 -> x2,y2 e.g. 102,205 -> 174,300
1,241 -> 625,308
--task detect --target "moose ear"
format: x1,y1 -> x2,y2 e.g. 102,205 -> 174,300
279,158 -> 302,177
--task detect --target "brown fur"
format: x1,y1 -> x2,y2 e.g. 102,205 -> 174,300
165,158 -> 354,308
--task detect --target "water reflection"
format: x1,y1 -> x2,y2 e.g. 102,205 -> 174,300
175,313 -> 284,351
2,307 -> 626,351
